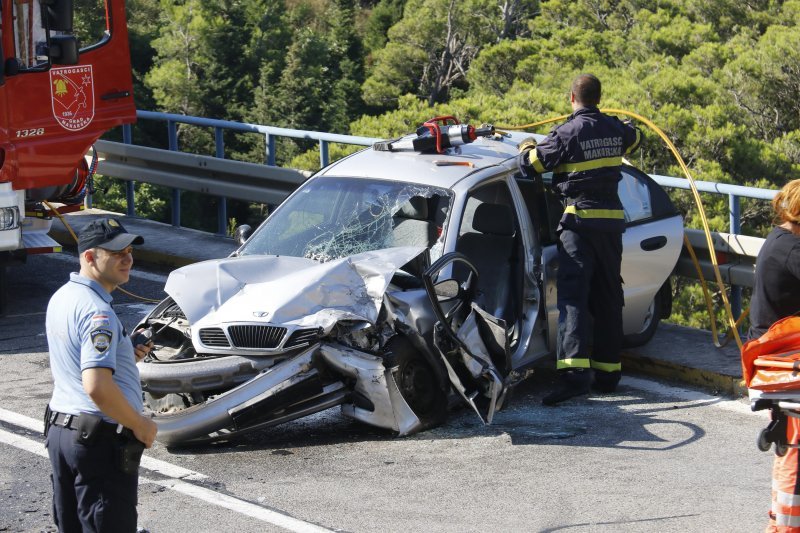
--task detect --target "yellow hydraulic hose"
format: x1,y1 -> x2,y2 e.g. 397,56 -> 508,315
498,109 -> 745,349
42,200 -> 162,303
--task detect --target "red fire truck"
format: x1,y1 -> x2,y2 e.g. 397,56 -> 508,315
0,0 -> 135,309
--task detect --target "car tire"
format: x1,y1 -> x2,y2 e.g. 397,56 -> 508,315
384,336 -> 447,428
622,292 -> 661,348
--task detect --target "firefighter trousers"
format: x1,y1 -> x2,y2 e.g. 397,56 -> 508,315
767,415 -> 800,532
556,228 -> 624,385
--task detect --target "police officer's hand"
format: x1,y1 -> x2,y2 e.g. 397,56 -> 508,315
132,328 -> 154,363
134,415 -> 158,448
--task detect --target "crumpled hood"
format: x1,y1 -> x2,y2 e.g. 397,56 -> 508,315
165,246 -> 425,331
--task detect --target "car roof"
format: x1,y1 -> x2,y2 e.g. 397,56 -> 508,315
317,130 -> 545,189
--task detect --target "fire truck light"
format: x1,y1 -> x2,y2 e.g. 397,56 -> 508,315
0,206 -> 20,231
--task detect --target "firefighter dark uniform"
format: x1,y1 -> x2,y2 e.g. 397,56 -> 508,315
521,106 -> 641,403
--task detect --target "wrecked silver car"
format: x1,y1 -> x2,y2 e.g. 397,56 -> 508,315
137,131 -> 683,446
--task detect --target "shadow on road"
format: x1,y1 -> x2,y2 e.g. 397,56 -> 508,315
165,372 -> 708,455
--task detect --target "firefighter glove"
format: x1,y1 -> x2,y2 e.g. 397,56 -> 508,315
517,138 -> 539,180
518,137 -> 538,153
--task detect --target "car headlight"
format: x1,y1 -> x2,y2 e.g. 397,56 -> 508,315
0,206 -> 19,231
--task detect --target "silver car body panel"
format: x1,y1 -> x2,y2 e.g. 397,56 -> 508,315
318,343 -> 422,435
165,246 -> 426,356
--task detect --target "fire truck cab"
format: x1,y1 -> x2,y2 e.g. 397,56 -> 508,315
0,0 -> 135,309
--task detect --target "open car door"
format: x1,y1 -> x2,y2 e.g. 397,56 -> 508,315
423,252 -> 510,424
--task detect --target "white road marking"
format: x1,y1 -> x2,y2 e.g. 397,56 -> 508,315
146,477 -> 332,533
0,408 -> 206,481
623,376 -> 768,418
2,311 -> 47,318
0,410 -> 331,532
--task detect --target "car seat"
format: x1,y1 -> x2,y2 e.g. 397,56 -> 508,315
392,196 -> 437,248
455,202 -> 516,323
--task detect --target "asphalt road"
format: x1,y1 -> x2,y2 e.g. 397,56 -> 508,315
0,253 -> 777,532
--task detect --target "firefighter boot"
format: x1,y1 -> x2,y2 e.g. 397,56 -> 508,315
592,371 -> 620,393
542,369 -> 591,406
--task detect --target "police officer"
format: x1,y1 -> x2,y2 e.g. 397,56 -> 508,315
519,74 -> 641,405
45,217 -> 158,532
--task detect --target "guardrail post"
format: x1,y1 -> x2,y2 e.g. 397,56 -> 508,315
265,134 -> 276,166
729,193 -> 742,324
123,124 -> 135,217
167,121 -> 181,227
214,127 -> 227,236
319,140 -> 329,168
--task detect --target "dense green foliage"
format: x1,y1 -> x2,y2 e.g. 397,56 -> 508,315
89,0 -> 800,330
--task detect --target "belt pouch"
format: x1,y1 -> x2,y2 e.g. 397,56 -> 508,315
75,413 -> 103,445
118,439 -> 145,475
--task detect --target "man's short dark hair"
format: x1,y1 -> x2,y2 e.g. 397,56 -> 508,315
571,74 -> 601,107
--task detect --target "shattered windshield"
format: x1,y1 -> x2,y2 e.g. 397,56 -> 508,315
240,177 -> 452,263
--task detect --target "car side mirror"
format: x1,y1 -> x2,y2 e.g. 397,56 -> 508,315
49,35 -> 79,65
43,0 -> 74,32
433,279 -> 460,301
234,224 -> 253,246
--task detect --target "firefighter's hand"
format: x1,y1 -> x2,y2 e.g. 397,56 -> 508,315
517,139 -> 539,180
518,137 -> 537,153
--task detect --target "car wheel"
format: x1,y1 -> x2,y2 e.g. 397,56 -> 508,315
384,336 -> 447,427
622,292 -> 661,348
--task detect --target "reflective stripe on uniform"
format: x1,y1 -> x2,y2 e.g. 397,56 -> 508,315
625,129 -> 642,155
553,156 -> 623,173
767,416 -> 800,532
777,489 -> 800,507
564,205 -> 625,219
776,513 -> 800,527
528,149 -> 547,174
590,360 -> 622,373
556,358 -> 590,370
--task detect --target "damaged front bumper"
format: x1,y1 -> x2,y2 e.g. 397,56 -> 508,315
148,342 -> 422,446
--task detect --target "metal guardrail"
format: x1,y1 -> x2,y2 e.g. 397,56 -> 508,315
95,111 -> 780,318
109,111 -> 379,234
94,140 -> 310,206
649,175 -> 777,317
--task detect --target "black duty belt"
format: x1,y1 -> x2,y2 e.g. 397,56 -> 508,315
49,411 -> 135,440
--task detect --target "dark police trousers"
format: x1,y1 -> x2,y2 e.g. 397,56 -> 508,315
556,228 -> 624,385
46,413 -> 143,533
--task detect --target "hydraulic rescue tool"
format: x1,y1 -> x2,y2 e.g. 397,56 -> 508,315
374,116 -> 495,154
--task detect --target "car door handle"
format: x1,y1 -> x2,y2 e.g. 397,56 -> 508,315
640,236 -> 667,251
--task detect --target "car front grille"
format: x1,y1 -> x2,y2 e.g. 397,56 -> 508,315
199,327 -> 230,347
284,327 -> 322,349
228,325 -> 287,349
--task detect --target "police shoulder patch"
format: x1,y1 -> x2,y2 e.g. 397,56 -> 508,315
90,327 -> 113,354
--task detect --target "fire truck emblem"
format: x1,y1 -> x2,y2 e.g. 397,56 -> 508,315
50,65 -> 95,131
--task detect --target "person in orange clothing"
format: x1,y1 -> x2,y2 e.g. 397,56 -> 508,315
752,180 -> 800,532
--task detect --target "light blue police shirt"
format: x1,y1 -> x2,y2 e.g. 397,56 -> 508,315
46,272 -> 144,422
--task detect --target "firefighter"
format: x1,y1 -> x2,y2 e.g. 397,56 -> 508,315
518,73 -> 641,405
44,218 -> 157,532
749,180 -> 800,532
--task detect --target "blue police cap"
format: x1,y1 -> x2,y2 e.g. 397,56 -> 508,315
77,218 -> 144,253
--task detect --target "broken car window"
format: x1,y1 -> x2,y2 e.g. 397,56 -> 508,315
240,176 -> 452,263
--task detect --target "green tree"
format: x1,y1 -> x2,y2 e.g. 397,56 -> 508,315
363,0 -> 537,108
